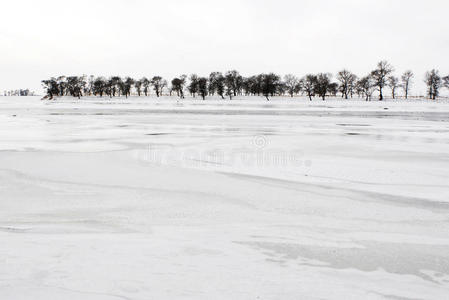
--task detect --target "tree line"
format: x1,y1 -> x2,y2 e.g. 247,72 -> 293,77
3,89 -> 34,97
42,61 -> 449,101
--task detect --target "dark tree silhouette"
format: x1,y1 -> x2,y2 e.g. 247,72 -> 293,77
209,72 -> 225,99
425,69 -> 441,100
171,75 -> 186,98
39,64 -> 428,103
134,80 -> 142,96
243,78 -> 251,96
188,74 -> 199,97
66,76 -> 84,99
371,61 -> 394,100
117,78 -> 126,97
141,77 -> 150,96
151,76 -> 165,97
283,74 -> 301,97
242,76 -> 255,96
337,70 -> 356,99
198,77 -> 208,100
57,76 -> 66,96
277,80 -> 287,96
42,78 -> 59,99
357,76 -> 375,101
225,70 -> 242,97
225,82 -> 233,100
315,73 -> 332,100
208,72 -> 219,96
301,74 -> 317,101
105,78 -> 114,98
110,76 -> 121,97
235,73 -> 244,96
123,77 -> 134,98
93,77 -> 106,97
242,75 -> 263,96
329,82 -> 339,97
261,73 -> 281,101
401,71 -> 414,99
348,74 -> 358,98
388,76 -> 399,99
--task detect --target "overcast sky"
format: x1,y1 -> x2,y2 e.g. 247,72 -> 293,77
1,0 -> 448,95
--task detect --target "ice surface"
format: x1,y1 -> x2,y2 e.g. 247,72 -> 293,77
1,96 -> 449,299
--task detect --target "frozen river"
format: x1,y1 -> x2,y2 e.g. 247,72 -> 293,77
1,96 -> 449,299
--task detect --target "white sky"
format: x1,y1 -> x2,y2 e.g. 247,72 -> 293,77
1,0 -> 448,95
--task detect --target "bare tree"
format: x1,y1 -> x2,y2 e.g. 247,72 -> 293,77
329,82 -> 339,96
208,72 -> 220,96
66,76 -> 84,99
93,77 -> 106,97
198,77 -> 208,100
151,76 -> 165,97
141,77 -> 150,96
225,70 -> 243,97
315,73 -> 332,101
209,72 -> 225,99
348,74 -> 358,98
261,73 -> 281,101
283,74 -> 300,97
117,78 -> 126,97
104,78 -> 112,98
337,70 -> 356,99
123,77 -> 134,98
357,76 -> 375,101
425,69 -> 442,100
371,61 -> 394,100
225,80 -> 234,100
56,76 -> 66,96
188,74 -> 199,97
41,78 -> 59,99
388,76 -> 399,99
110,76 -> 122,97
242,76 -> 262,96
301,74 -> 317,101
134,80 -> 142,96
401,71 -> 414,99
171,75 -> 186,98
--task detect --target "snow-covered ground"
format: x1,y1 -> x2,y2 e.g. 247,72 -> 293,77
1,95 -> 449,299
